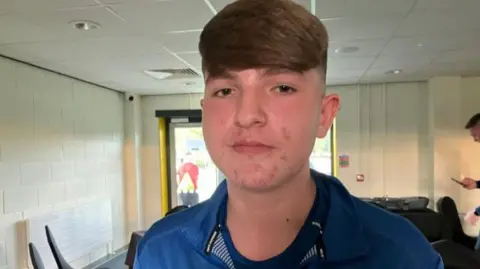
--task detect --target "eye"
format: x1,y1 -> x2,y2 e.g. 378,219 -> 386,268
274,85 -> 297,94
213,88 -> 233,97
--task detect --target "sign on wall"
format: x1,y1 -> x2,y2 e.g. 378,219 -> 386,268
339,154 -> 350,168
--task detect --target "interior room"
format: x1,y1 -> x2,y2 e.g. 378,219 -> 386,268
0,0 -> 479,268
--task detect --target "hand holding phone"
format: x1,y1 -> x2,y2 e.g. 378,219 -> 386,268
450,177 -> 467,187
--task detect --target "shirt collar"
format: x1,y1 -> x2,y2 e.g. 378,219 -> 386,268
184,170 -> 370,262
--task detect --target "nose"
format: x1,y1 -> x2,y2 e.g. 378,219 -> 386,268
234,91 -> 267,128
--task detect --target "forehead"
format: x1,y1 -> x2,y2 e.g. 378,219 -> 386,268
204,68 -> 323,84
471,125 -> 480,133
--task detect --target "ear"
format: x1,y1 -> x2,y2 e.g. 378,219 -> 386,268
317,94 -> 340,138
200,99 -> 204,108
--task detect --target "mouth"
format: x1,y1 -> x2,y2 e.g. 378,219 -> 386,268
231,140 -> 274,155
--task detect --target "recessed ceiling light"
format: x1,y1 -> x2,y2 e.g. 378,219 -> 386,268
334,46 -> 360,54
385,69 -> 402,75
69,20 -> 101,31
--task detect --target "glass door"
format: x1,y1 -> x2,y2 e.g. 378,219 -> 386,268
169,122 -> 222,208
309,128 -> 332,175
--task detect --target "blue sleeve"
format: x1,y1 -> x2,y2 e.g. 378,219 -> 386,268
133,244 -> 143,269
476,180 -> 480,189
133,255 -> 141,269
433,255 -> 444,269
475,206 -> 480,216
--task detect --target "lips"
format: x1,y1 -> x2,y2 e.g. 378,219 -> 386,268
231,140 -> 274,155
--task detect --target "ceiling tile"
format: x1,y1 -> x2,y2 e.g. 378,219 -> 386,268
396,9 -> 480,36
0,0 -> 99,15
414,0 -> 480,11
0,36 -> 169,63
0,7 -> 130,45
323,15 -> 404,42
326,77 -> 360,86
329,38 -> 388,57
177,52 -> 202,70
382,34 -> 480,57
32,52 -> 190,85
208,0 -> 311,13
160,31 -> 201,53
365,55 -> 433,77
111,0 -> 214,34
327,68 -> 365,80
328,57 -> 375,71
316,0 -> 415,19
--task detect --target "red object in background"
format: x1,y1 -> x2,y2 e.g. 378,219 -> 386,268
177,162 -> 199,190
356,174 -> 365,182
339,154 -> 349,168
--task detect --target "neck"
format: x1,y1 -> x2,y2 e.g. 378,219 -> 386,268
225,167 -> 316,261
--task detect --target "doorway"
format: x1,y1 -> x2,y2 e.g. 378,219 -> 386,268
168,122 -> 222,208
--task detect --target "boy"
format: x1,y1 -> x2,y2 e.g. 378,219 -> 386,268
135,0 -> 443,268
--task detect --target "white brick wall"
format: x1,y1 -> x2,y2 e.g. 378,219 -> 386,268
0,57 -> 126,269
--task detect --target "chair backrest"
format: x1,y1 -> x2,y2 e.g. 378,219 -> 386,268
398,211 -> 451,242
437,197 -> 463,234
45,225 -> 74,269
165,205 -> 189,216
29,242 -> 46,269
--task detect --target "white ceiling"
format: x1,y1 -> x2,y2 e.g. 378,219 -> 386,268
0,0 -> 479,95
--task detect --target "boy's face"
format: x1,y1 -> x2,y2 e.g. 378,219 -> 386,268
201,68 -> 339,191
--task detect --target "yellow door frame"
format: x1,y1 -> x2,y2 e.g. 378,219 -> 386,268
158,117 -> 169,216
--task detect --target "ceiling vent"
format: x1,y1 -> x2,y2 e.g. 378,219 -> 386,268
144,68 -> 200,80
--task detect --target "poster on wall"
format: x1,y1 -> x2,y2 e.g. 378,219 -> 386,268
339,154 -> 349,168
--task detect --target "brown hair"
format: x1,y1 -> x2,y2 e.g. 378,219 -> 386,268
199,0 -> 329,78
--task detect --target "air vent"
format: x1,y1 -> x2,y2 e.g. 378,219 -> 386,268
144,68 -> 200,80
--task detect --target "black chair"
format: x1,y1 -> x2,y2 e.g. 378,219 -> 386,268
29,242 -> 46,269
45,225 -> 74,269
432,239 -> 480,269
398,211 -> 451,242
437,196 -> 477,249
165,205 -> 189,216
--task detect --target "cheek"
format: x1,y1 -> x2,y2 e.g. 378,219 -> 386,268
202,103 -> 232,149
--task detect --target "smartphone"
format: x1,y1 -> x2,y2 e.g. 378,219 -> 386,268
450,177 -> 466,187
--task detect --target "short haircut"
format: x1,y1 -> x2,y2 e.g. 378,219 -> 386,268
199,0 -> 329,78
465,113 -> 480,129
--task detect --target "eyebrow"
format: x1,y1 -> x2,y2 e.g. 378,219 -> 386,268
205,68 -> 302,83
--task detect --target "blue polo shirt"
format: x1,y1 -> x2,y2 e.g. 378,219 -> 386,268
216,182 -> 325,269
134,170 -> 443,269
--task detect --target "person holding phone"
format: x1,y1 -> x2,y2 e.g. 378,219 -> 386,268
461,113 -> 480,249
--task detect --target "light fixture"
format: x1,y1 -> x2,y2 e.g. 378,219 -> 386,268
385,69 -> 402,75
334,46 -> 360,54
144,70 -> 173,80
416,42 -> 424,47
184,81 -> 196,86
69,20 -> 101,31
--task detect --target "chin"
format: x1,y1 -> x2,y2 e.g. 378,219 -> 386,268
225,165 -> 284,192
